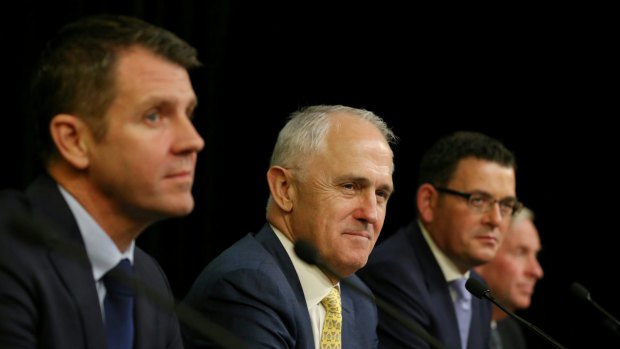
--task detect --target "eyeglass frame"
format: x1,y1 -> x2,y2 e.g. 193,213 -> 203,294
433,185 -> 523,217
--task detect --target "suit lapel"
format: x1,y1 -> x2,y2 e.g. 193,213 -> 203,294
467,271 -> 491,348
255,225 -> 315,348
27,175 -> 108,349
340,283 -> 355,346
132,251 -> 159,349
48,247 -> 108,349
409,222 -> 463,349
255,225 -> 307,307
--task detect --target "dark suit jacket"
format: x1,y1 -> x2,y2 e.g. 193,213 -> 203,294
0,175 -> 183,349
358,221 -> 492,349
182,224 -> 379,349
496,317 -> 526,349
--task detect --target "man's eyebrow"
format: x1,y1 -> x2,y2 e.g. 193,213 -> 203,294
467,190 -> 517,203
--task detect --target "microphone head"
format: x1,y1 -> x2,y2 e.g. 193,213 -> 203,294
294,240 -> 320,265
570,282 -> 591,302
465,278 -> 490,299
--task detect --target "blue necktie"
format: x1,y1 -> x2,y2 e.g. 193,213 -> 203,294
451,278 -> 472,349
103,259 -> 135,349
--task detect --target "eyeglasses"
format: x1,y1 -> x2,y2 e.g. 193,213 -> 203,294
434,186 -> 522,217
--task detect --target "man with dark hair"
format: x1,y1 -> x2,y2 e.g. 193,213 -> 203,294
359,131 -> 521,349
0,14 -> 204,349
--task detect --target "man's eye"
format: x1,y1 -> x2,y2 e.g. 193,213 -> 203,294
146,112 -> 161,122
469,195 -> 486,207
499,201 -> 515,210
377,190 -> 390,200
343,183 -> 355,190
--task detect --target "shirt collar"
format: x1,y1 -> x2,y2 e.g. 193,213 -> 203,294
58,185 -> 135,281
418,220 -> 470,283
271,225 -> 338,308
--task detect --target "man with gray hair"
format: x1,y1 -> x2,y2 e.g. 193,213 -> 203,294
183,105 -> 397,348
475,207 -> 544,349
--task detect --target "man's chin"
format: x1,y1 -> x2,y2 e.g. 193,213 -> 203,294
336,256 -> 369,277
158,198 -> 195,217
474,247 -> 499,264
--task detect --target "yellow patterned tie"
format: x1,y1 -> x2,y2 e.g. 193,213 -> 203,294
320,287 -> 342,349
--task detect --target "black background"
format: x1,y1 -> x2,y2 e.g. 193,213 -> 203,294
2,2 -> 618,347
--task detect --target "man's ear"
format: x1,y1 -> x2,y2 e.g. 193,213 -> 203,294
267,166 -> 295,212
417,183 -> 437,223
49,114 -> 91,170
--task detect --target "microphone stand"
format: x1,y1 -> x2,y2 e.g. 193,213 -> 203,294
571,282 -> 620,337
295,241 -> 446,349
466,278 -> 567,349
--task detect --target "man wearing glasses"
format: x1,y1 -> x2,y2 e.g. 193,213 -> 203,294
359,131 -> 519,349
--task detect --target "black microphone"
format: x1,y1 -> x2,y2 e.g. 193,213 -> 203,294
571,282 -> 620,336
8,211 -> 250,349
465,278 -> 568,349
294,240 -> 446,349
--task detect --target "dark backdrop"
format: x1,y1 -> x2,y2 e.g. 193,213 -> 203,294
2,2 -> 618,347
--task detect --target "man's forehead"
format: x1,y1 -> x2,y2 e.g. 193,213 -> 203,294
450,158 -> 515,183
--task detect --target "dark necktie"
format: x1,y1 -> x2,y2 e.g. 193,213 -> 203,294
103,258 -> 135,349
490,324 -> 503,349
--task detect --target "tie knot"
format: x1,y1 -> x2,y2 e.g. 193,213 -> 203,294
103,259 -> 135,296
321,287 -> 342,314
451,278 -> 471,301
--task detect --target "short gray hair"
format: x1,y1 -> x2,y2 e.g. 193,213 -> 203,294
270,105 -> 397,172
511,206 -> 535,226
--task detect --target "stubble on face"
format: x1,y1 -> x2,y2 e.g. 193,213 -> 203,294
290,113 -> 394,279
430,158 -> 516,271
85,46 -> 203,230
